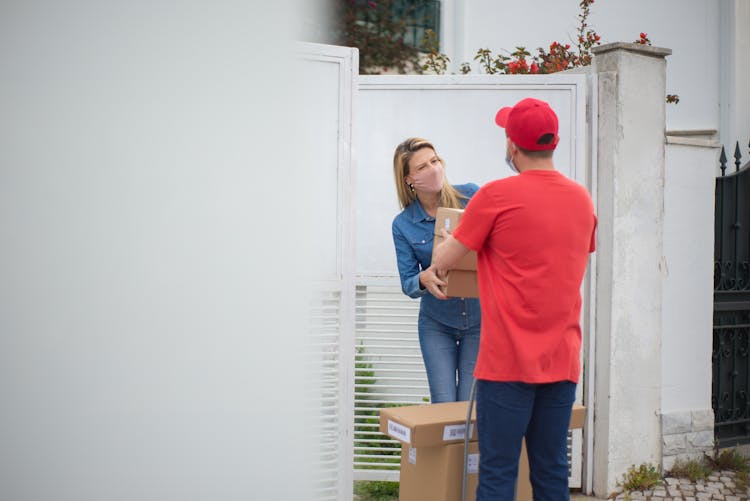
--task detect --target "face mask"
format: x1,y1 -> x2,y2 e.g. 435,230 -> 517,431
505,152 -> 519,174
409,163 -> 444,193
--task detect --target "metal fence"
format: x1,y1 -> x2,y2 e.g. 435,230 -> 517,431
713,138 -> 750,447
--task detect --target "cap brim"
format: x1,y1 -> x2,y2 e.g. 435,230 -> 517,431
495,107 -> 512,128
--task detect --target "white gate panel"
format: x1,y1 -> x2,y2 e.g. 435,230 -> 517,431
353,74 -> 588,489
297,42 -> 357,501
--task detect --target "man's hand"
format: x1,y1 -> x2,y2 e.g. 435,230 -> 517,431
419,266 -> 448,300
432,228 -> 471,272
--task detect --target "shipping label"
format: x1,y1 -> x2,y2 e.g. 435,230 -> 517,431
408,446 -> 417,464
466,453 -> 479,474
387,420 -> 411,443
442,423 -> 473,441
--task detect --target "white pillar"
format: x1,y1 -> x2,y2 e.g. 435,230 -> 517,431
591,42 -> 672,497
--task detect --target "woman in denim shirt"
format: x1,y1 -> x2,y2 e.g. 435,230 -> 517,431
391,137 -> 481,403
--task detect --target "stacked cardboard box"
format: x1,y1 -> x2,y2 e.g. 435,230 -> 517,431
380,401 -> 586,501
380,402 -> 481,501
432,207 -> 478,298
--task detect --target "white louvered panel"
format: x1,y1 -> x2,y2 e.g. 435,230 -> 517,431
353,282 -> 427,481
350,279 -> 582,488
306,289 -> 343,501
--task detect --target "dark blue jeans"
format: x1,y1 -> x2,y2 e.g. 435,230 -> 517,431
475,380 -> 576,501
417,314 -> 480,403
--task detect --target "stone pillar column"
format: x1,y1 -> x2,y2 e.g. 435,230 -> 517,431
590,42 -> 672,497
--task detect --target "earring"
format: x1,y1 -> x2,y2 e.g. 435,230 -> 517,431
408,183 -> 415,192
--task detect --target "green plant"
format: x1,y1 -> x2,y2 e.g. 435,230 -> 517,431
706,448 -> 750,491
619,463 -> 663,492
354,480 -> 399,501
354,344 -> 402,469
421,29 -> 449,74
668,458 -> 712,482
706,448 -> 750,473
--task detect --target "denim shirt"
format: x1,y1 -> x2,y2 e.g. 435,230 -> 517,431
391,183 -> 481,330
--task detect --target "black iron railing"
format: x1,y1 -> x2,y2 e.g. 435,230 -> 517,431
713,138 -> 750,446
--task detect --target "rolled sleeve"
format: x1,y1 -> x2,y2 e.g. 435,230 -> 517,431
392,223 -> 427,298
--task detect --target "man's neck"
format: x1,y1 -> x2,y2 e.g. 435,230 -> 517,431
517,158 -> 555,172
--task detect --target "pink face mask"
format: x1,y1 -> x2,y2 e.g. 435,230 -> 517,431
408,163 -> 445,193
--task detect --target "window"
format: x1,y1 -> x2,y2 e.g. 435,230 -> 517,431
354,0 -> 441,52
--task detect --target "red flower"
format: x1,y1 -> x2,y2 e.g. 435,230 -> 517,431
640,32 -> 646,39
530,62 -> 539,74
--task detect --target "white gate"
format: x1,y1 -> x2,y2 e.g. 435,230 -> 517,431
352,74 -> 589,489
298,43 -> 358,501
299,43 -> 592,499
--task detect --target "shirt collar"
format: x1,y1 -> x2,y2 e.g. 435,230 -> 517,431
406,198 -> 434,223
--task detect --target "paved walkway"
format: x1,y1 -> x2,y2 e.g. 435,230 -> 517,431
572,470 -> 750,500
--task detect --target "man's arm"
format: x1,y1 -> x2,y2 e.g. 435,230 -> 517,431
430,228 -> 471,276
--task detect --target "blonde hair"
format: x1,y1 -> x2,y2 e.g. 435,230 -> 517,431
393,137 -> 468,210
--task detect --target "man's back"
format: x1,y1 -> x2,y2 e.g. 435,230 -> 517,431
453,169 -> 596,383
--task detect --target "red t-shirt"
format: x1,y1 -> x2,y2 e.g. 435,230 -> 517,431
453,170 -> 596,383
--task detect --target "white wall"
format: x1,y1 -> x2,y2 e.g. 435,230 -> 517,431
720,0 -> 750,151
444,0 -> 721,137
662,139 -> 719,412
0,2 -> 314,500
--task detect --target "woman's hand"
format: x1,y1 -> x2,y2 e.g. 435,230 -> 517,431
419,266 -> 448,300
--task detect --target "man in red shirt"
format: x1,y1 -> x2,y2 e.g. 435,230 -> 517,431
431,97 -> 596,500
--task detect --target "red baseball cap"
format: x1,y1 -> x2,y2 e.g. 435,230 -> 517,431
494,97 -> 559,151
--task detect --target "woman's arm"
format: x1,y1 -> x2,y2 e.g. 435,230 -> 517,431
393,223 -> 448,300
392,224 -> 427,298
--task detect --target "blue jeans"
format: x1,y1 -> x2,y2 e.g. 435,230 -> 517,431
475,380 -> 576,501
417,313 -> 480,403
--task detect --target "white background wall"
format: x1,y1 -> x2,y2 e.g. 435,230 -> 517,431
721,0 -> 750,152
662,140 -> 718,413
0,2 -> 315,500
442,0 -> 727,140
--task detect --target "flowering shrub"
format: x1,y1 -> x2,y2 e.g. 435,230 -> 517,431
473,0 -> 600,75
634,32 -> 651,45
467,2 -> 678,103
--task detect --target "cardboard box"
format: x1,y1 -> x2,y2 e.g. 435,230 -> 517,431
433,207 -> 477,270
432,207 -> 479,298
384,403 -> 586,501
442,270 -> 478,298
380,402 -> 477,447
399,441 -> 479,501
398,441 -> 531,501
